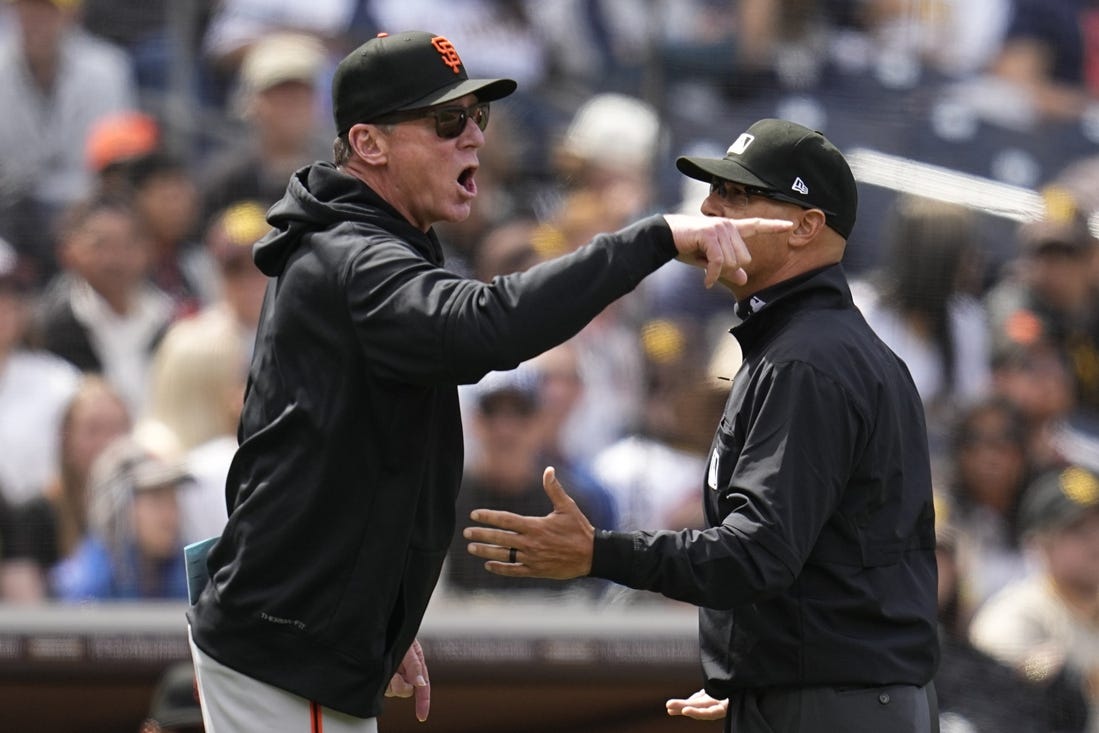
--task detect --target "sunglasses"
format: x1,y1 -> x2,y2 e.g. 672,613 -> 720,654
709,178 -> 836,216
709,179 -> 786,208
374,102 -> 491,139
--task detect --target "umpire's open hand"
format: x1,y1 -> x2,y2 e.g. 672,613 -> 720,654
666,689 -> 729,720
464,467 -> 594,579
664,214 -> 793,288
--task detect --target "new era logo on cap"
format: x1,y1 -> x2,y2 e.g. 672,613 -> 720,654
792,177 -> 809,195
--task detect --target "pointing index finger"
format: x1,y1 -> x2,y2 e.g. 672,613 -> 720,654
732,217 -> 795,237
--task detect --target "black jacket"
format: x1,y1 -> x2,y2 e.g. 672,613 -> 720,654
591,265 -> 939,696
186,162 -> 677,718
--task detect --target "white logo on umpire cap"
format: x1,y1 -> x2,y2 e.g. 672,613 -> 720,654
727,133 -> 755,156
792,177 -> 809,195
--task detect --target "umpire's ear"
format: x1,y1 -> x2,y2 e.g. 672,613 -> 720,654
787,208 -> 828,250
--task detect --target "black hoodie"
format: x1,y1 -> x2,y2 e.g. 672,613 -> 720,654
187,162 -> 677,717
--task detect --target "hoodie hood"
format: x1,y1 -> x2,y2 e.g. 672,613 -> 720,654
253,162 -> 442,277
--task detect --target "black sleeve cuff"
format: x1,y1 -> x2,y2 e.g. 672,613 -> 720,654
635,214 -> 678,260
589,529 -> 637,583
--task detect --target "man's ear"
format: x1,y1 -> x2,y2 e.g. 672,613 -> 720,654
348,123 -> 387,165
788,208 -> 828,248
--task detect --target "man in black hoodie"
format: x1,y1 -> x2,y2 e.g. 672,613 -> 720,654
185,30 -> 792,732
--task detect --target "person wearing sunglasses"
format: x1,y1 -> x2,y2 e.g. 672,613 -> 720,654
185,30 -> 792,733
465,119 -> 941,733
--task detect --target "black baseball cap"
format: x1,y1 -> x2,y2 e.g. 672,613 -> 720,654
1020,465 -> 1099,536
676,118 -> 858,238
332,30 -> 517,135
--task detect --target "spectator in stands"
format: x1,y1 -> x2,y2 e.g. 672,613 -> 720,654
199,0 -> 349,106
991,338 -> 1079,474
84,110 -> 162,198
988,0 -> 1099,122
2,377 -> 131,601
126,152 -> 207,316
591,317 -> 727,534
933,493 -> 1056,732
199,32 -> 330,224
447,364 -> 612,597
852,195 -> 991,459
78,0 -> 209,99
0,0 -> 137,282
51,433 -> 190,600
523,97 -> 668,464
0,235 -> 80,508
551,93 -> 662,234
986,212 -> 1099,419
946,397 -> 1036,621
969,463 -> 1099,732
36,194 -> 174,414
143,310 -> 245,545
528,342 -> 618,532
193,200 -> 271,358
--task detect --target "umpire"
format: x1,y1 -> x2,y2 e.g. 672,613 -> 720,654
465,119 -> 940,733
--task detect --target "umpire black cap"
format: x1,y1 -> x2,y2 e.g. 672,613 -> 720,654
677,119 -> 858,238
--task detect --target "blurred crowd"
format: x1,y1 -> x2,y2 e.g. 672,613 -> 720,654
1,0 -> 1099,730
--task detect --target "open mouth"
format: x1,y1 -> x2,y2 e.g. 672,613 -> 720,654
458,166 -> 477,195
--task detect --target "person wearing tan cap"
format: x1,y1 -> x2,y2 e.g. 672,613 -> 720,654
200,32 -> 331,223
185,29 -> 789,733
969,464 -> 1099,732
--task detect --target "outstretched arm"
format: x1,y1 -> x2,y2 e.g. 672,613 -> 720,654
663,214 -> 791,288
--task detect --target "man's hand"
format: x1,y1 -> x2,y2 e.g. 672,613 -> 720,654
464,467 -> 594,579
663,214 -> 793,288
385,639 -> 430,722
666,689 -> 729,720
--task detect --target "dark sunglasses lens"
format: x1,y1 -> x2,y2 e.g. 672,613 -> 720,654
435,109 -> 466,138
434,105 -> 490,138
470,104 -> 489,131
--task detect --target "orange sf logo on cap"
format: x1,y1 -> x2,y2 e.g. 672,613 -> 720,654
431,36 -> 462,74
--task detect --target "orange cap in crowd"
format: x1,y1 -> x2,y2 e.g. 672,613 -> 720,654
85,111 -> 160,173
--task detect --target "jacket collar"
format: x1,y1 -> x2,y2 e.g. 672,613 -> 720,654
731,263 -> 853,339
